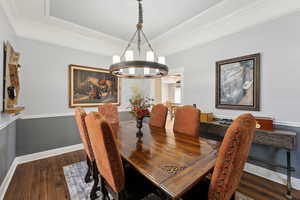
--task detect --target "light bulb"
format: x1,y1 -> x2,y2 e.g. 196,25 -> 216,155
146,51 -> 154,62
125,50 -> 134,61
158,56 -> 166,64
129,68 -> 135,75
144,67 -> 150,75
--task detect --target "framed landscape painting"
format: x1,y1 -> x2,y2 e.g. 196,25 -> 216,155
69,65 -> 120,107
215,53 -> 260,111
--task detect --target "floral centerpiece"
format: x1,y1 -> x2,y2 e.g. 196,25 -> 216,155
128,85 -> 153,136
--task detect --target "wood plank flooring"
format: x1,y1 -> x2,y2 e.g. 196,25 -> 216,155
4,150 -> 300,200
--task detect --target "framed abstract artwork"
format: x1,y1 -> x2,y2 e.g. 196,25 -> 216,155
69,65 -> 120,107
216,53 -> 260,111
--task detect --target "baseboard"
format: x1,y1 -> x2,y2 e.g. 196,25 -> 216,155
0,144 -> 84,199
0,159 -> 18,200
16,143 -> 84,164
244,163 -> 300,191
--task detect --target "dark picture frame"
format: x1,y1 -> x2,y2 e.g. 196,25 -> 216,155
215,53 -> 260,111
69,65 -> 120,108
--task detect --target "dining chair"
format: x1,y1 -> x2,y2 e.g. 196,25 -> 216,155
184,113 -> 256,200
149,104 -> 168,128
98,103 -> 119,125
173,105 -> 200,137
85,112 -> 158,200
208,113 -> 256,200
74,107 -> 94,183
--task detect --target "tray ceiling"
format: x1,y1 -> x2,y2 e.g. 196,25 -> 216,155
49,0 -> 223,41
5,0 -> 300,56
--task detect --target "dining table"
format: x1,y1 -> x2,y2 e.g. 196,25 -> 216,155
114,120 -> 220,199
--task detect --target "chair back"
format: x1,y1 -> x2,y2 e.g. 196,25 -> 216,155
173,105 -> 200,137
85,112 -> 125,193
149,104 -> 168,128
74,107 -> 94,161
98,103 -> 120,125
208,114 -> 256,200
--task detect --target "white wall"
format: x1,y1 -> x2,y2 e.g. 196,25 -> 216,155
0,5 -> 19,125
0,4 -> 18,187
17,38 -> 150,117
167,11 -> 300,124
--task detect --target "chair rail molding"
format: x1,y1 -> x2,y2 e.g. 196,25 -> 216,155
0,113 -> 22,131
20,109 -> 131,120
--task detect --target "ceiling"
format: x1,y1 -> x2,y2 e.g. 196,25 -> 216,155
49,0 -> 222,41
3,0 -> 300,56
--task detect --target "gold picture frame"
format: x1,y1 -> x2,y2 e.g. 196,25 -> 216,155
69,65 -> 120,107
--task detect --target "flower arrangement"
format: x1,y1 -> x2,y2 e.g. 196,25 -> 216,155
128,85 -> 154,119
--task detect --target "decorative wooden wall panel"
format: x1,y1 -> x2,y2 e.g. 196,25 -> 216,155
3,41 -> 24,114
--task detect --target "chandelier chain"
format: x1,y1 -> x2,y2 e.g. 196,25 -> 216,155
138,0 -> 143,25
141,29 -> 158,59
120,29 -> 138,59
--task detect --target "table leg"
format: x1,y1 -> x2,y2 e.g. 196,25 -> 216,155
286,151 -> 293,200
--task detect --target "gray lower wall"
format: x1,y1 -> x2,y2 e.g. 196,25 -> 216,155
248,125 -> 299,179
16,112 -> 133,156
200,124 -> 300,179
0,121 -> 16,185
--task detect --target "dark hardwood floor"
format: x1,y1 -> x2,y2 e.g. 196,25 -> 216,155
4,150 -> 300,200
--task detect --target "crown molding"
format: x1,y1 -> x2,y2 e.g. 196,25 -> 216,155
2,0 -> 300,56
1,0 -> 127,56
0,0 -> 18,32
151,0 -> 300,55
16,18 -> 126,56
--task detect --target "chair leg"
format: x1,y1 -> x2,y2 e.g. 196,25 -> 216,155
101,178 -> 109,200
85,156 -> 92,183
90,161 -> 99,200
230,192 -> 236,200
117,190 -> 126,200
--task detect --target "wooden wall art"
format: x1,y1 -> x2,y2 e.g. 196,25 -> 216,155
3,41 -> 24,114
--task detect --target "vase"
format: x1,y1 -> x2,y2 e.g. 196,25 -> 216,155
136,117 -> 144,137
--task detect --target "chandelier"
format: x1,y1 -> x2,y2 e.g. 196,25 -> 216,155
109,0 -> 168,79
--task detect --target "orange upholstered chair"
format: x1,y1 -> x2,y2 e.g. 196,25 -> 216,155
207,113 -> 256,200
85,112 -> 126,200
98,103 -> 120,125
181,114 -> 256,200
149,104 -> 168,128
74,107 -> 94,183
173,105 -> 200,137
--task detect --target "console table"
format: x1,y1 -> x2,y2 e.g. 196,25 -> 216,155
200,121 -> 297,199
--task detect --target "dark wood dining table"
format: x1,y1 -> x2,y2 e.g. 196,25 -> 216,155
114,120 -> 220,199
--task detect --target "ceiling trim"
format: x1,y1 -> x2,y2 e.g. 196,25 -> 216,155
0,0 -> 18,32
2,0 -> 300,56
43,0 -> 127,44
1,0 -> 127,56
151,0 -> 300,55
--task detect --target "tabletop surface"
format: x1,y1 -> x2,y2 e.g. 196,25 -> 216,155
115,120 -> 220,199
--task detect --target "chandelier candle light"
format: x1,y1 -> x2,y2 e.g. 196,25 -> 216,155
109,0 -> 168,78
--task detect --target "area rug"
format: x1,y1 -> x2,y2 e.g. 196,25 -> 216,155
63,161 -> 253,200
